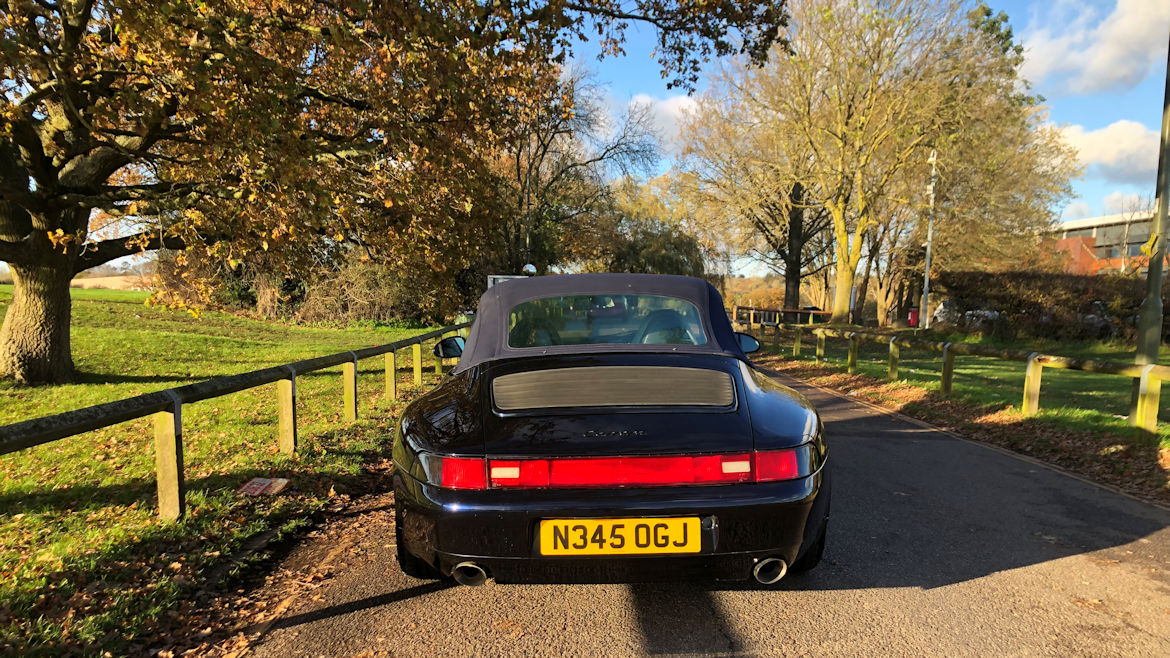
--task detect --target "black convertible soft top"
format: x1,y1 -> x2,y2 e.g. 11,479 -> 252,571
453,273 -> 746,373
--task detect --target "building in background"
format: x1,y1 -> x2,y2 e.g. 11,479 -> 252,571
1053,210 -> 1159,275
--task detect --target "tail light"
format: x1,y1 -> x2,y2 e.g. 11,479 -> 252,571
426,449 -> 806,490
440,457 -> 487,489
754,449 -> 800,482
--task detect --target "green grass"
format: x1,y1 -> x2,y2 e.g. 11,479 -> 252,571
765,326 -> 1170,446
0,285 -> 449,654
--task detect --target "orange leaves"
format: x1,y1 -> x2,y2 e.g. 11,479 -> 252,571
46,230 -> 79,252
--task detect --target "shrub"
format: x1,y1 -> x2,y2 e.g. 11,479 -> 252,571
934,270 -> 1154,341
740,287 -> 787,310
295,261 -> 459,325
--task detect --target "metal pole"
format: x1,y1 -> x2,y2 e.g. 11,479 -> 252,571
1134,36 -> 1170,379
921,149 -> 938,330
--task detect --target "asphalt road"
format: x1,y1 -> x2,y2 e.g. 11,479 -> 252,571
247,373 -> 1170,657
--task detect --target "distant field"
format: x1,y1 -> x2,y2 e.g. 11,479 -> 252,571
0,285 -> 446,653
69,274 -> 149,290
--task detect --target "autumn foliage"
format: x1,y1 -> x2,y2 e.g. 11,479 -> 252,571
0,0 -> 787,383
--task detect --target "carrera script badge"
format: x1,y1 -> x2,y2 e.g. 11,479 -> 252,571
584,429 -> 647,438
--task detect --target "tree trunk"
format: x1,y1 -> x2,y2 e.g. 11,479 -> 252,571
782,231 -> 803,315
830,263 -> 854,323
890,279 -> 908,328
875,268 -> 897,328
783,272 -> 801,313
853,249 -> 877,325
0,262 -> 75,384
782,184 -> 805,316
826,200 -> 858,324
875,286 -> 890,327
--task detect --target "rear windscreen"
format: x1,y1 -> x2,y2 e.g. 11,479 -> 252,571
508,295 -> 707,348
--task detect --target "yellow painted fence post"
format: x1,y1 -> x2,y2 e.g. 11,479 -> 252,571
413,343 -> 423,386
278,368 -> 296,454
940,343 -> 956,397
342,353 -> 358,422
386,351 -> 397,401
816,331 -> 825,364
153,393 -> 185,521
847,333 -> 859,375
1021,353 -> 1042,416
888,337 -> 899,380
1134,365 -> 1162,432
793,327 -> 802,357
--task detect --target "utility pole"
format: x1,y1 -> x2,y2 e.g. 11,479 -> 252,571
1132,34 -> 1170,419
921,149 -> 938,330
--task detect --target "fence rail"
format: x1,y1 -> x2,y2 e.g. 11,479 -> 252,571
732,305 -> 831,326
737,321 -> 1169,434
0,322 -> 471,519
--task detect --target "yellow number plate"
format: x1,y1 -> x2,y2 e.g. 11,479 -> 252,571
539,517 -> 701,556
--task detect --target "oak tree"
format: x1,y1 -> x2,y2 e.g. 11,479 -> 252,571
0,0 -> 786,383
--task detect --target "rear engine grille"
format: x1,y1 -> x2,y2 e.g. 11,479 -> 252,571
491,366 -> 734,411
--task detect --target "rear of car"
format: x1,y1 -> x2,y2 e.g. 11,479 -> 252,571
394,355 -> 829,584
393,274 -> 829,584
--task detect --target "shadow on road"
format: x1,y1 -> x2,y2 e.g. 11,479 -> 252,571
736,380 -> 1170,593
629,584 -> 749,656
267,580 -> 454,632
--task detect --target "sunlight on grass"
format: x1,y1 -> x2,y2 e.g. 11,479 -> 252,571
787,330 -> 1170,445
758,328 -> 1170,508
0,285 -> 447,653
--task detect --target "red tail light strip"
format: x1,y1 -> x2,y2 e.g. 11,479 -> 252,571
437,450 -> 803,489
440,457 -> 488,490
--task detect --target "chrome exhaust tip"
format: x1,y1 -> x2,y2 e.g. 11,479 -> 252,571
752,557 -> 788,584
452,561 -> 488,586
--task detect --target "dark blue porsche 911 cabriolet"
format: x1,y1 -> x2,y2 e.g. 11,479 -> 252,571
393,273 -> 829,585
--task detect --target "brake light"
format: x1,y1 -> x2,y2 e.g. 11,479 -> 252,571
441,457 -> 487,489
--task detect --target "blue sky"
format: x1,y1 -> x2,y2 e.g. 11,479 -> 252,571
575,0 -> 1170,223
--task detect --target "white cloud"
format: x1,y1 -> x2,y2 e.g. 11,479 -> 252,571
1061,119 -> 1159,184
1102,190 -> 1151,214
1020,0 -> 1170,94
630,93 -> 697,155
1061,201 -> 1093,219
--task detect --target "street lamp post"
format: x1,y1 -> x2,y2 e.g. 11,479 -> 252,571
921,149 -> 938,330
1133,35 -> 1170,402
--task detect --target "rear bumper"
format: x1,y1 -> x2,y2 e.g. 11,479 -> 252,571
394,463 -> 829,583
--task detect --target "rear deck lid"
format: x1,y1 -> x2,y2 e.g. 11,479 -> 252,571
481,355 -> 752,457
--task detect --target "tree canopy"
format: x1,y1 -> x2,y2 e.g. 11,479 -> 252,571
678,0 -> 1079,324
0,0 -> 787,383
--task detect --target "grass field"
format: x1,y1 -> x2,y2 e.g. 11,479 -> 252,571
772,326 -> 1170,439
755,324 -> 1170,505
0,285 -> 447,654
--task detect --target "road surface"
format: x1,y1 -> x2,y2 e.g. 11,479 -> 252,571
244,373 -> 1170,657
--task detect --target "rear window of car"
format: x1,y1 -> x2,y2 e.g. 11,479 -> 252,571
507,295 -> 708,348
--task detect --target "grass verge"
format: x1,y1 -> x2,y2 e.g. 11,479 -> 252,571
0,285 -> 448,655
755,326 -> 1170,507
